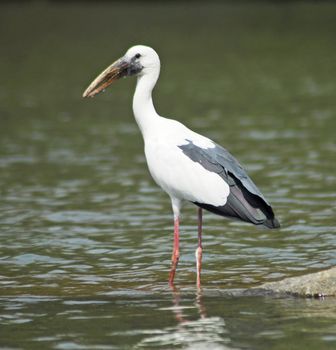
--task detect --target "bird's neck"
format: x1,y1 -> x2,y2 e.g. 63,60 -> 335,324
132,70 -> 159,137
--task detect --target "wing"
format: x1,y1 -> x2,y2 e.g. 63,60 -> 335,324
178,139 -> 280,229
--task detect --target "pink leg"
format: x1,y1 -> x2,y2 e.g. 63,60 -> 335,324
169,217 -> 180,286
196,207 -> 203,287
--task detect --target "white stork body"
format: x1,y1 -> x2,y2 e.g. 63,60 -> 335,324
83,45 -> 280,286
144,120 -> 230,210
132,56 -> 229,216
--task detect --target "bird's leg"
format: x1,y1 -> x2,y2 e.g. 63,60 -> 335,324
196,207 -> 203,287
169,216 -> 180,286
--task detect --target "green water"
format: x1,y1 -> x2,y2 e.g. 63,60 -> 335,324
1,2 -> 336,349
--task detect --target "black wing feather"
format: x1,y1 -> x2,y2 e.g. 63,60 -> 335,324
178,140 -> 280,229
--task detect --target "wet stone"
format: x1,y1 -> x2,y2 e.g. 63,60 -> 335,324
257,267 -> 336,297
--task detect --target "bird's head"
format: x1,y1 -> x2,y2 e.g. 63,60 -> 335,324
83,45 -> 160,98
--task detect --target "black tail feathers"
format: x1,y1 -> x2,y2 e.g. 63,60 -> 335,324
194,176 -> 280,229
263,216 -> 280,229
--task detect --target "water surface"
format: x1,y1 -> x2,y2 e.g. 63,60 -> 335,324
0,2 -> 336,349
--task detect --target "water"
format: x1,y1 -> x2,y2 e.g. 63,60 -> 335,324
1,1 -> 336,349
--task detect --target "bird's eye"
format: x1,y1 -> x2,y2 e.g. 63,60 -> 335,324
135,53 -> 141,59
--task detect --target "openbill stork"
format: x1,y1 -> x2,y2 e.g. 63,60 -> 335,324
83,45 -> 280,287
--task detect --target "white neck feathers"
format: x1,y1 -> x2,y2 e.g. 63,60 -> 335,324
132,69 -> 160,137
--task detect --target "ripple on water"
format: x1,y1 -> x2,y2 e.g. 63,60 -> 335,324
135,316 -> 231,349
44,210 -> 117,224
10,254 -> 73,266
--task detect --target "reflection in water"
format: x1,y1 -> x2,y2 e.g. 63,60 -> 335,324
170,286 -> 207,323
136,287 -> 238,350
1,289 -> 336,349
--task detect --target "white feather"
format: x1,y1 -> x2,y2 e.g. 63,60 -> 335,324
144,117 -> 230,206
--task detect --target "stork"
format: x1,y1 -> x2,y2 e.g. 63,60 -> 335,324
83,45 -> 280,287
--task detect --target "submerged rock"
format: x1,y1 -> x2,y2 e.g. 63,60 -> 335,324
258,267 -> 336,297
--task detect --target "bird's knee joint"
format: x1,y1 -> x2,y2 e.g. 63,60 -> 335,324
172,251 -> 180,262
195,247 -> 203,259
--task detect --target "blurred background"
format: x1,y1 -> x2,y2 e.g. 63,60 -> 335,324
0,1 -> 336,349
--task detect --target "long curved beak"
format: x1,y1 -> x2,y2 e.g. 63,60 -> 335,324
82,58 -> 129,98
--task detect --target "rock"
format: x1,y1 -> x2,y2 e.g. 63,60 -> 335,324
258,267 -> 336,297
